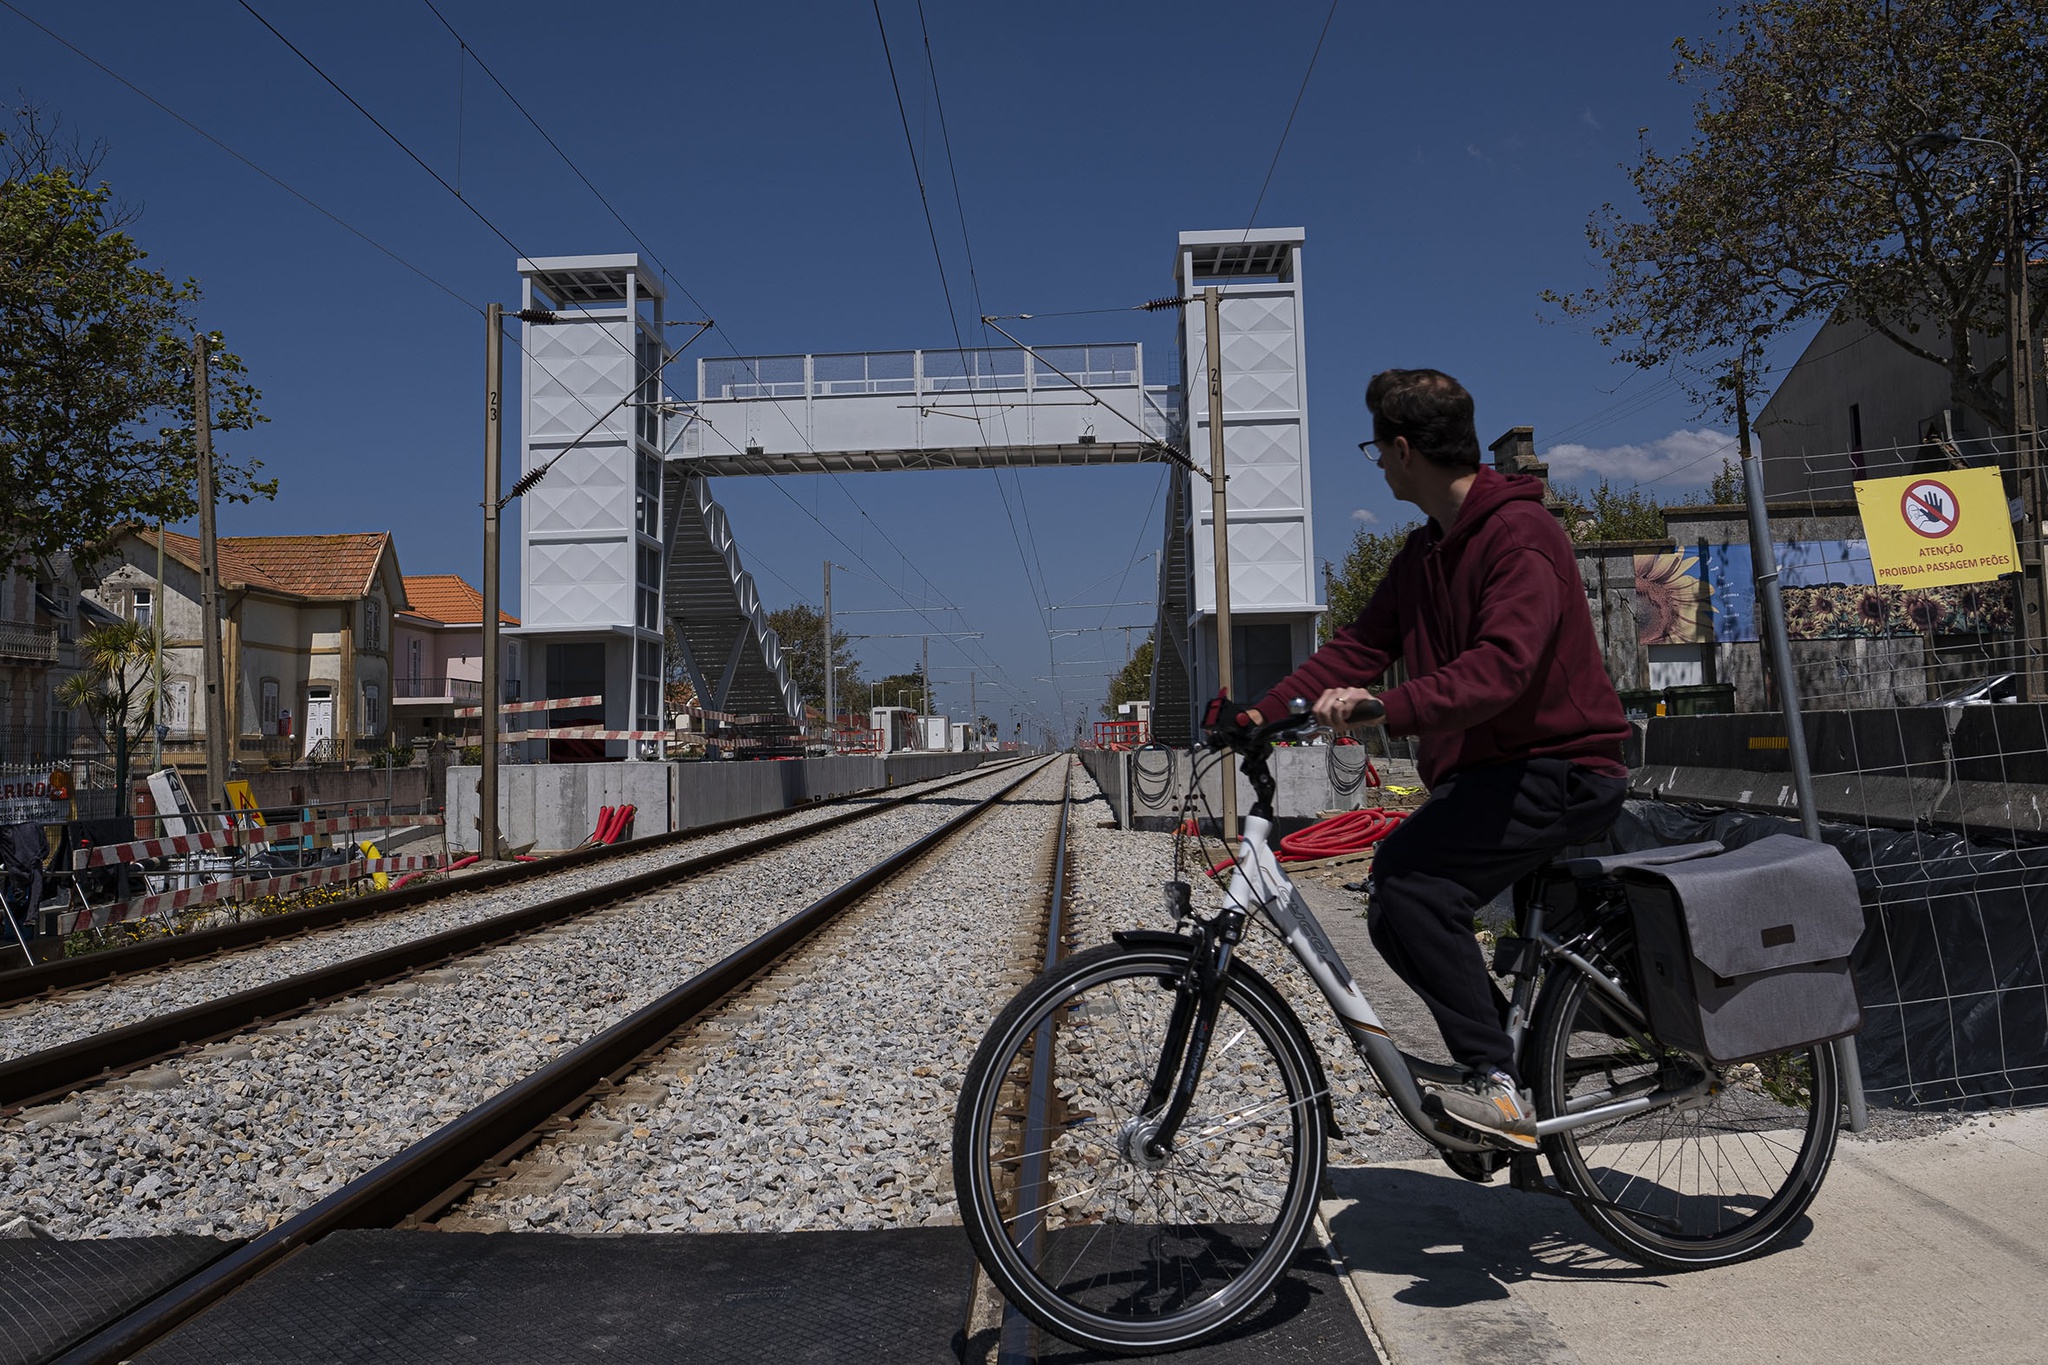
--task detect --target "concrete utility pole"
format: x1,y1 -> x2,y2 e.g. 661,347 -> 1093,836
969,670 -> 976,750
193,334 -> 229,811
822,560 -> 834,746
1204,286 -> 1239,841
479,303 -> 505,862
921,635 -> 930,747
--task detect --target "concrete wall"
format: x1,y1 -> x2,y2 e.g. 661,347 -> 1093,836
446,751 -> 997,853
1636,707 -> 2048,836
1082,745 -> 1423,831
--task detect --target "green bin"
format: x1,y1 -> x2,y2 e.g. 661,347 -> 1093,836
1662,683 -> 1737,716
1616,688 -> 1662,720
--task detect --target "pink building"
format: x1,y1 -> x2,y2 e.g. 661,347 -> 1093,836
392,575 -> 521,747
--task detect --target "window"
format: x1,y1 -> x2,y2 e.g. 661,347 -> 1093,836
361,682 -> 383,735
361,597 -> 384,652
407,638 -> 423,687
131,588 -> 153,629
1848,403 -> 1865,475
637,639 -> 663,731
637,546 -> 661,631
636,453 -> 662,536
260,678 -> 280,728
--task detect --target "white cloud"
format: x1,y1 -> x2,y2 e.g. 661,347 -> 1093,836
1580,107 -> 1602,130
1350,507 -> 1380,524
1544,428 -> 1738,493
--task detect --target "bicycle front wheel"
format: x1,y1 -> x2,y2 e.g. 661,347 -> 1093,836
952,940 -> 1329,1354
1530,927 -> 1839,1270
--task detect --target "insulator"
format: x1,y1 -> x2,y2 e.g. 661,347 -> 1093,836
1138,296 -> 1188,311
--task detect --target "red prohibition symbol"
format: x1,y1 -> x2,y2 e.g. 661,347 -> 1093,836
1901,478 -> 1960,538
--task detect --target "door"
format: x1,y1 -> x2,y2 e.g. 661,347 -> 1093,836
304,688 -> 335,758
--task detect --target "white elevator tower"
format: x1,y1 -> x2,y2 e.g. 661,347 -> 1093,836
514,254 -> 668,750
1151,228 -> 1322,742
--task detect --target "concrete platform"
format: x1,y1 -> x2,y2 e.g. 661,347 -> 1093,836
1322,1109 -> 2048,1365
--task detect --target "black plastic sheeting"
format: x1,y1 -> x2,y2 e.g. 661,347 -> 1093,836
1605,800 -> 2048,1111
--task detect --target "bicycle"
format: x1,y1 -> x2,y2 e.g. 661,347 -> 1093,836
953,704 -> 1842,1354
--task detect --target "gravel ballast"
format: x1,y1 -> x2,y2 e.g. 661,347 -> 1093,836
456,759 -> 1069,1235
0,765 -> 1019,1066
0,761 -> 1044,1239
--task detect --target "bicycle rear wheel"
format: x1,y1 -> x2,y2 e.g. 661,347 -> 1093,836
1530,926 -> 1839,1269
952,940 -> 1328,1354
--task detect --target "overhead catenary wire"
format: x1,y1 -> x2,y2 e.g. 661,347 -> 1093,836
247,0 -> 1044,726
1239,0 -> 1340,238
873,0 -> 1067,718
0,0 -> 652,469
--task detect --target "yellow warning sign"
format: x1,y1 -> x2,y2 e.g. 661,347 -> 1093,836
221,780 -> 265,827
1854,466 -> 2019,588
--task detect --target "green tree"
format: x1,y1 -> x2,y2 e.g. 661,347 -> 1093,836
765,603 -> 860,714
1,107 -> 272,569
1556,479 -> 1670,542
1320,523 -> 1418,643
56,619 -> 157,813
1708,458 -> 1742,505
1547,2 -> 2047,436
1101,634 -> 1155,718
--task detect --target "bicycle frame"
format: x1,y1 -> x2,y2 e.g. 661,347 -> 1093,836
1153,741 -> 1717,1160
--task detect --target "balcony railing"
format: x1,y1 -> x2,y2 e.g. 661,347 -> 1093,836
0,621 -> 58,663
393,676 -> 486,702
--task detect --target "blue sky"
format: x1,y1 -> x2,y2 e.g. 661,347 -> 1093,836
4,0 -> 1811,735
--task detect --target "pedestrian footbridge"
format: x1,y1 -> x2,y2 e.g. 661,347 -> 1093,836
668,344 -> 1183,474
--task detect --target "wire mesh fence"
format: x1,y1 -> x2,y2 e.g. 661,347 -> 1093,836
1624,428 -> 2048,1109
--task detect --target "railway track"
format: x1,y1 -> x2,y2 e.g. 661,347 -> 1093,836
12,756 -> 1064,1365
0,760 -> 1029,1110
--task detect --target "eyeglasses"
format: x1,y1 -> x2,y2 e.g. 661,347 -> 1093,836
1358,435 -> 1396,467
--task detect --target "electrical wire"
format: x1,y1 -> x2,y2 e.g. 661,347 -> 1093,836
1240,0 -> 1339,236
252,0 -> 1043,724
873,0 -> 1066,717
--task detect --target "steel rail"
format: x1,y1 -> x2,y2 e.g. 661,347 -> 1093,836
996,760 -> 1072,1365
50,756 -> 1057,1365
0,759 -> 1026,1007
0,760 -> 1029,1112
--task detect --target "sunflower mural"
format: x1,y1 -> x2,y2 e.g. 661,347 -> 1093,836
1632,552 -> 1709,645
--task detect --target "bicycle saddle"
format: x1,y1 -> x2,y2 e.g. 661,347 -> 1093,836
1560,840 -> 1724,878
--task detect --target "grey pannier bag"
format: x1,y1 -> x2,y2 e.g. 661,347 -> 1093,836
1620,834 -> 1865,1065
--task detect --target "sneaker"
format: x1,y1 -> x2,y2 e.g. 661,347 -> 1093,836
1423,1071 -> 1538,1151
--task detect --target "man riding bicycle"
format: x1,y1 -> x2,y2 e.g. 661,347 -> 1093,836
1233,368 -> 1631,1151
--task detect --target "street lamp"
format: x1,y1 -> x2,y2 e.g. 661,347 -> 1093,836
1905,132 -> 2039,695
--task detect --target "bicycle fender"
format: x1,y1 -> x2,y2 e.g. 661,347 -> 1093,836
1111,929 -> 1343,1140
1112,928 -> 1196,950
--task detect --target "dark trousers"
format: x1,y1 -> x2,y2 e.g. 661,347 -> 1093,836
1367,758 -> 1627,1083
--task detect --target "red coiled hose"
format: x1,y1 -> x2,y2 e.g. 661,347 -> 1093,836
1205,807 -> 1409,877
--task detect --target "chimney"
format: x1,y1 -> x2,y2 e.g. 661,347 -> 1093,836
1489,426 -> 1547,486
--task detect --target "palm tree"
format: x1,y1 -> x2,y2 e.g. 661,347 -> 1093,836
57,620 -> 158,814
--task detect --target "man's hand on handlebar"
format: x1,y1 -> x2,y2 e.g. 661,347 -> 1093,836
1313,687 -> 1384,728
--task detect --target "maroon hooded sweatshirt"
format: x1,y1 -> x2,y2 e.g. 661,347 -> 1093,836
1255,468 -> 1630,789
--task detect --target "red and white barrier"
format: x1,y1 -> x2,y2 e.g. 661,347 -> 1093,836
69,854 -> 444,932
73,813 -> 447,871
450,694 -> 603,719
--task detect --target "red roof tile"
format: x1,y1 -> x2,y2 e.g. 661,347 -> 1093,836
151,531 -> 395,601
400,574 -> 517,626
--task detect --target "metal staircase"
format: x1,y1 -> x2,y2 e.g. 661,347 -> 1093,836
1149,466 -> 1194,746
661,468 -> 805,748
